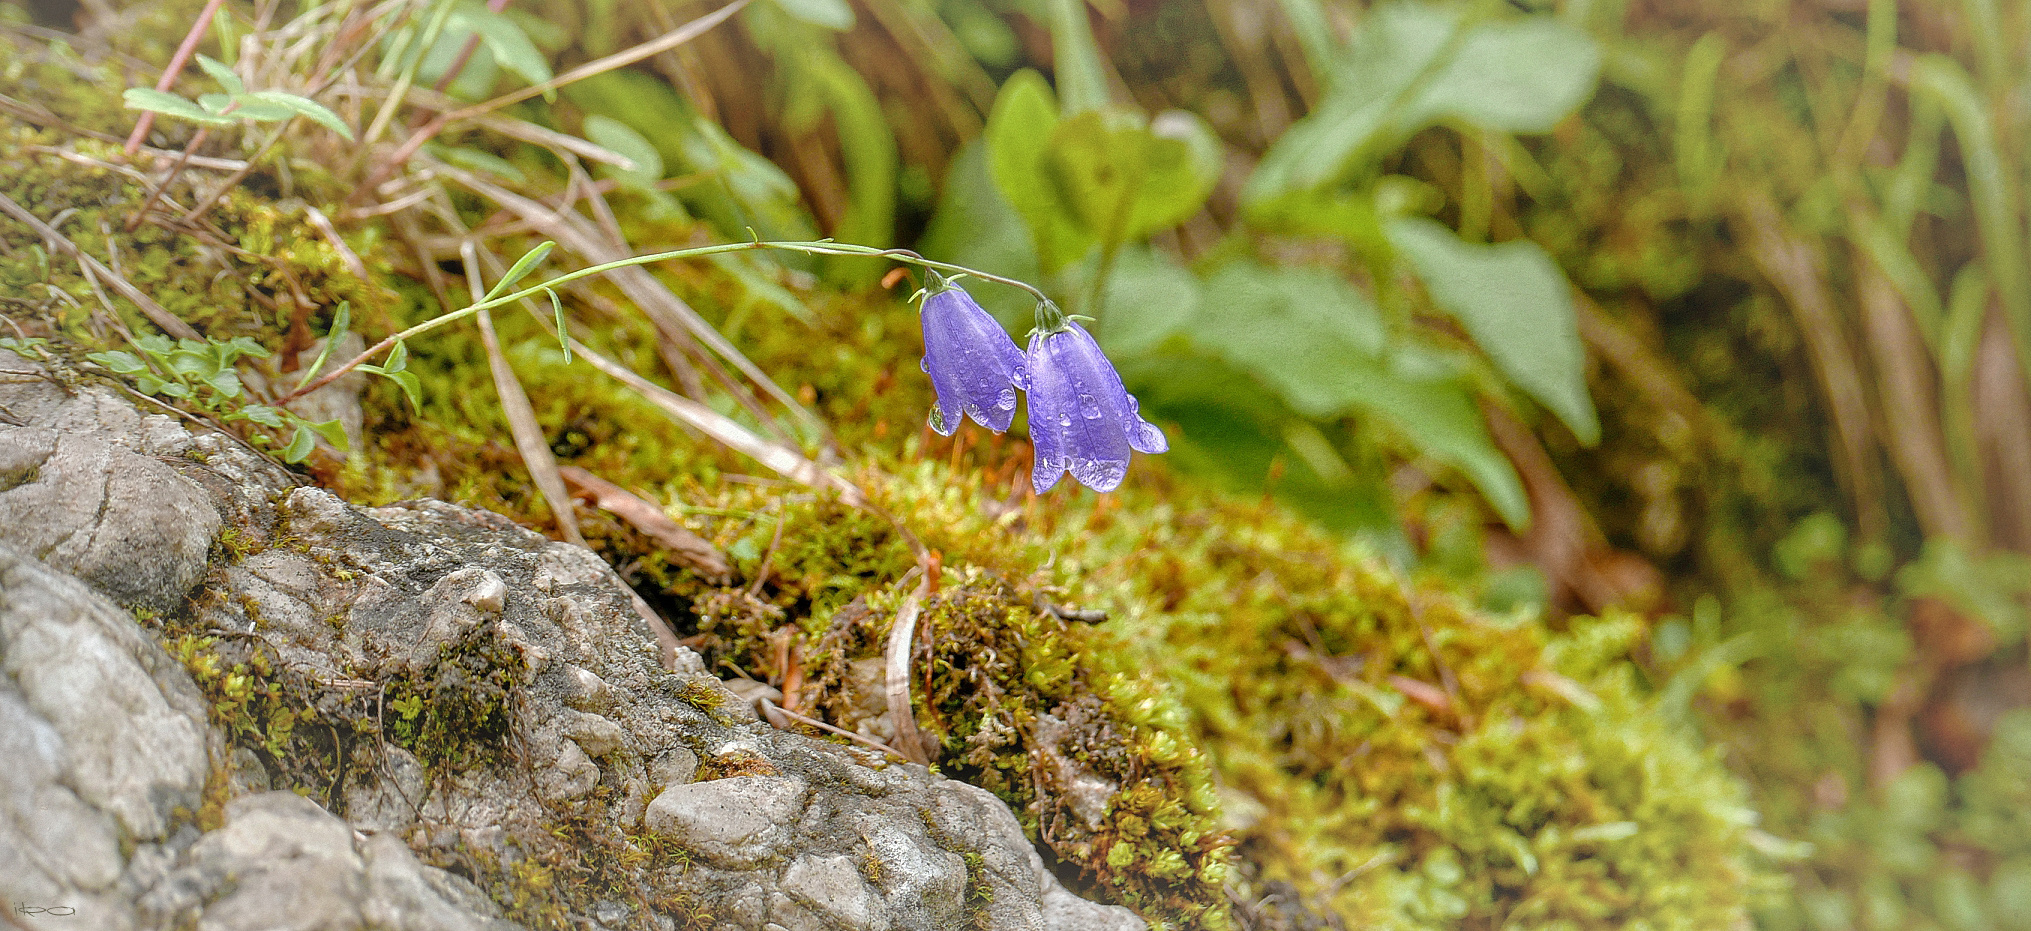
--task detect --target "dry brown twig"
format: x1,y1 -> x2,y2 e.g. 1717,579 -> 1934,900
557,466 -> 731,582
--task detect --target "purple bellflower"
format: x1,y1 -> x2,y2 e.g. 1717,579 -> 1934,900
918,280 -> 1026,435
1025,319 -> 1167,494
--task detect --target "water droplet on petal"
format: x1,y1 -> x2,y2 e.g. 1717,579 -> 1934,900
996,387 -> 1017,410
1079,394 -> 1101,419
920,357 -> 930,373
1070,457 -> 1127,493
1058,412 -> 1072,426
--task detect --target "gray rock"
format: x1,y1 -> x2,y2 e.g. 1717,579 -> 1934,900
0,545 -> 210,843
645,776 -> 807,869
0,351 -> 1149,931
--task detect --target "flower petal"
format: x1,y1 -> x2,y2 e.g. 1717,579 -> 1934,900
920,286 -> 1025,434
1024,322 -> 1163,493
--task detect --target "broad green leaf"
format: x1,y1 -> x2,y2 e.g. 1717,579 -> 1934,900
986,69 -> 1092,274
206,369 -> 243,400
122,88 -> 235,127
241,90 -> 354,139
917,140 -> 1041,326
1120,353 -> 1403,542
197,92 -> 235,115
1192,260 -> 1529,526
1246,3 -> 1599,208
167,346 -> 214,378
1046,110 -> 1221,244
365,367 -> 422,412
583,115 -> 662,190
382,340 -> 409,375
307,417 -> 350,449
428,144 -> 528,183
1142,110 -> 1224,230
87,350 -> 148,374
448,2 -> 555,90
281,425 -> 317,463
223,95 -> 301,124
1191,261 -> 1387,417
135,334 -> 175,355
220,336 -> 270,360
1387,217 -> 1599,444
770,0 -> 853,30
194,54 -> 244,95
239,405 -> 286,428
1410,16 -> 1599,132
1097,247 -> 1199,356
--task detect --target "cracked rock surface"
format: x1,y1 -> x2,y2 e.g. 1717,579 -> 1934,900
0,351 -> 1145,931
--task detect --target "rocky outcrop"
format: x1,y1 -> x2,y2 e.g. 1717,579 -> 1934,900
0,350 -> 1144,931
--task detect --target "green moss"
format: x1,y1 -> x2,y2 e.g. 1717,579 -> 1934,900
381,631 -> 524,769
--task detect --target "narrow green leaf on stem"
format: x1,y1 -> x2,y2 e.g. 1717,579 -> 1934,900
547,288 -> 570,362
295,301 -> 351,391
488,241 -> 556,301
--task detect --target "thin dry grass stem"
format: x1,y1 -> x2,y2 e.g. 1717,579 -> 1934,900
126,128 -> 208,232
882,571 -> 934,765
123,0 -> 228,154
303,205 -> 371,281
458,239 -> 587,547
763,700 -> 912,763
1852,241 -> 1976,544
435,161 -> 829,444
1972,308 -> 2031,551
176,126 -> 291,227
0,92 -> 119,142
0,191 -> 200,340
1739,195 -> 1885,538
360,0 -> 752,194
556,466 -> 730,581
628,587 -> 686,672
568,162 -> 629,254
384,86 -> 637,170
566,336 -> 867,508
38,143 -> 245,179
549,162 -> 798,446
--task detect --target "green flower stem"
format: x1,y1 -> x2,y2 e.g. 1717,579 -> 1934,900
276,239 -> 1048,405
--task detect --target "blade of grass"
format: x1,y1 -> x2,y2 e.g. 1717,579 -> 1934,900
460,239 -> 586,547
1912,55 -> 2031,393
568,337 -> 867,508
436,162 -> 830,445
1739,195 -> 1884,537
1853,243 -> 1974,542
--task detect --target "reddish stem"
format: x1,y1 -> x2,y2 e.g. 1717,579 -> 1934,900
125,0 -> 228,155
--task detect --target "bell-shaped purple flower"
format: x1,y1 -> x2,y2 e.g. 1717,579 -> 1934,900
1026,321 -> 1167,493
920,283 -> 1026,435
